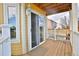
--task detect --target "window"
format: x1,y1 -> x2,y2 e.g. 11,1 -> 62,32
8,6 -> 16,39
4,4 -> 20,43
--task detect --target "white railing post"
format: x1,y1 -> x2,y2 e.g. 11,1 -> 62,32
0,24 -> 11,56
54,29 -> 56,40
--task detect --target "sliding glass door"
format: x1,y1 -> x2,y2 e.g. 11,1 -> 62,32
31,12 -> 44,48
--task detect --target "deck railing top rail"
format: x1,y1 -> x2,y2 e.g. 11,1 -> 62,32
0,24 -> 11,56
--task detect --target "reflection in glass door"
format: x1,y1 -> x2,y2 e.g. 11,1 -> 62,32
39,17 -> 44,43
31,12 -> 37,48
40,26 -> 43,42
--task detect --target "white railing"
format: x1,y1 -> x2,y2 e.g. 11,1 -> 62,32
48,29 -> 70,40
0,24 -> 11,56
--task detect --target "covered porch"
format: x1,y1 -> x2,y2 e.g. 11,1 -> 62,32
0,3 -> 79,56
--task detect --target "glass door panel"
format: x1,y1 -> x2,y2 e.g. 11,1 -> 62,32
31,12 -> 37,48
36,16 -> 40,45
40,26 -> 43,42
31,12 -> 44,48
39,17 -> 44,43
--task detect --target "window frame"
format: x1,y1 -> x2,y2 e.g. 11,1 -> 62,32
3,4 -> 20,43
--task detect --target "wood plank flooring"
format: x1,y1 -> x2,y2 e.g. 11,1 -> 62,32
24,40 -> 72,56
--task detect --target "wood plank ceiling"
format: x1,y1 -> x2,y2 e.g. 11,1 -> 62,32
33,3 -> 72,15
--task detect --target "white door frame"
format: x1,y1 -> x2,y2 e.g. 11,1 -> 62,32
26,8 -> 46,51
26,8 -> 31,51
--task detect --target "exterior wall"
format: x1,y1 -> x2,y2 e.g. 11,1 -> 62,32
47,19 -> 53,30
0,4 -> 23,56
11,43 -> 22,56
11,4 -> 22,56
0,4 -> 4,24
47,19 -> 57,30
0,3 -> 46,55
12,3 -> 47,55
12,4 -> 27,56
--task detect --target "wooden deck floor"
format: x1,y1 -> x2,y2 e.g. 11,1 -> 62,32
24,40 -> 72,56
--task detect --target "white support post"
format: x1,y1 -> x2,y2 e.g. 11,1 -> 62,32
45,17 -> 48,40
54,29 -> 56,40
71,4 -> 78,32
70,3 -> 78,56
